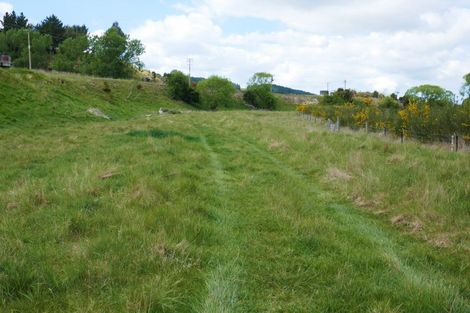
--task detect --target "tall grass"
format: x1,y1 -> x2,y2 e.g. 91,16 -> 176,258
1,73 -> 469,311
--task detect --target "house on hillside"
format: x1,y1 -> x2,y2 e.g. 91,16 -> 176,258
0,55 -> 12,68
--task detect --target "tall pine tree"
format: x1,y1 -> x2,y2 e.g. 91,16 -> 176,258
36,15 -> 65,49
1,11 -> 30,31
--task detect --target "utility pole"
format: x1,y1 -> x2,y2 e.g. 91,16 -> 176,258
344,80 -> 347,90
327,82 -> 330,93
188,58 -> 192,87
28,31 -> 32,70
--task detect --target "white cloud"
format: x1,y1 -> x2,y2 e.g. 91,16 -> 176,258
130,1 -> 470,94
130,13 -> 224,74
178,0 -> 459,34
0,2 -> 13,17
90,29 -> 105,37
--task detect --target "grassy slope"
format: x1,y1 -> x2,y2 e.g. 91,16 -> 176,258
0,68 -> 189,129
0,72 -> 469,312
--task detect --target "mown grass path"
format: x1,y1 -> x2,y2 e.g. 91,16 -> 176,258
1,112 -> 468,312
198,134 -> 242,312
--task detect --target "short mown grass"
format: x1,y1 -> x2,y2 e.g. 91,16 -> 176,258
1,75 -> 469,311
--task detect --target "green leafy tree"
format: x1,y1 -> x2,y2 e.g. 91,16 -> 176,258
405,84 -> 455,107
64,25 -> 88,40
457,101 -> 470,139
196,76 -> 237,110
460,73 -> 470,104
36,15 -> 65,49
379,96 -> 400,109
1,11 -> 30,31
248,72 -> 274,86
319,88 -> 354,106
335,88 -> 355,103
111,22 -> 125,37
52,36 -> 89,72
458,74 -> 470,139
244,72 -> 277,110
0,29 -> 51,68
124,38 -> 145,70
165,70 -> 199,104
84,24 -> 144,78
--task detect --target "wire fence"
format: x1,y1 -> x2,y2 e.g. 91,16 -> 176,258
298,112 -> 470,152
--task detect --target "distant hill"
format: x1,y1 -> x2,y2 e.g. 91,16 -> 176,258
272,84 -> 314,95
192,77 -> 313,95
191,77 -> 206,84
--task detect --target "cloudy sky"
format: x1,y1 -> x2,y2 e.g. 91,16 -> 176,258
2,0 -> 470,95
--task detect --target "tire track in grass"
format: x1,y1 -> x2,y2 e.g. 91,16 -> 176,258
195,124 -> 309,311
190,115 -> 468,311
197,135 -> 243,313
192,121 -> 329,310
221,121 -> 469,311
253,123 -> 467,301
326,204 -> 469,311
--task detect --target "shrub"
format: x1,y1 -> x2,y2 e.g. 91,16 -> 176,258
244,72 -> 277,110
196,76 -> 237,110
243,85 -> 277,110
379,96 -> 400,109
165,70 -> 199,105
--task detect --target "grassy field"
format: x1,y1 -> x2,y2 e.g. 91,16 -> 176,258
1,70 -> 469,312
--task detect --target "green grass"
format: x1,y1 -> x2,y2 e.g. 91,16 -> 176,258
0,68 -> 190,129
0,72 -> 469,312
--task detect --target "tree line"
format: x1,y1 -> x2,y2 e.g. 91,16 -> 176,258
164,70 -> 278,110
0,11 -> 144,78
1,11 -> 279,110
297,76 -> 470,143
